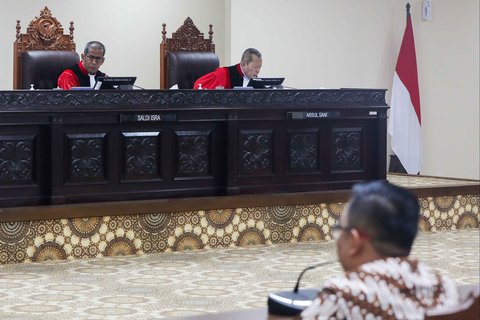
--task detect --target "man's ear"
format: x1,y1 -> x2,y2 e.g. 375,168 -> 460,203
347,229 -> 365,256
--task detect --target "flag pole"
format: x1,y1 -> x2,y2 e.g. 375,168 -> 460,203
389,1 -> 422,174
406,3 -> 411,22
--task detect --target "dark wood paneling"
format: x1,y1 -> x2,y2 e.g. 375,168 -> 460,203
0,126 -> 50,207
121,131 -> 161,181
0,89 -> 388,210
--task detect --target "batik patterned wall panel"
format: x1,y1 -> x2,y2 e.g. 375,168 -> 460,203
0,194 -> 477,264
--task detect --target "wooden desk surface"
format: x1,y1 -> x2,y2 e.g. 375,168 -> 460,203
176,307 -> 300,320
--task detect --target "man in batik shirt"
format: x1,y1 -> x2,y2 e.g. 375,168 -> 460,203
302,181 -> 459,320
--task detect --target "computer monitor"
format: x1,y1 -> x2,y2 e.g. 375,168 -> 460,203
250,77 -> 285,89
95,76 -> 137,90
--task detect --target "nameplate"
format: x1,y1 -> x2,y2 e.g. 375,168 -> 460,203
287,111 -> 340,120
120,114 -> 177,122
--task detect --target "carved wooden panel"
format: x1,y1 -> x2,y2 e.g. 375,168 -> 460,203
162,17 -> 214,52
175,131 -> 210,177
67,133 -> 106,183
14,6 -> 75,53
331,128 -> 363,172
0,135 -> 34,183
122,132 -> 160,180
240,130 -> 273,174
0,89 -> 387,108
288,131 -> 319,171
0,89 -> 388,207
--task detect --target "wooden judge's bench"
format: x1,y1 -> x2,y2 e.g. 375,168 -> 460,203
0,88 -> 388,208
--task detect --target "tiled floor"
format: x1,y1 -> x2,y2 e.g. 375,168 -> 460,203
388,174 -> 480,187
0,229 -> 478,319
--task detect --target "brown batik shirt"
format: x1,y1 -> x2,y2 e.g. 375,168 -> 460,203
301,257 -> 459,320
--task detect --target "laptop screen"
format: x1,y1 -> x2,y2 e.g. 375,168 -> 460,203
95,76 -> 137,89
250,77 -> 285,89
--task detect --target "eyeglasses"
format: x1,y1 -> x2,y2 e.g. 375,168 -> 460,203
84,54 -> 105,63
332,223 -> 372,240
332,223 -> 352,240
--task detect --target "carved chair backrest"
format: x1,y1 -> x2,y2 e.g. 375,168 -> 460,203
13,6 -> 77,89
160,17 -> 219,89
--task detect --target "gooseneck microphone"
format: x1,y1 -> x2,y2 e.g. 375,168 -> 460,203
293,262 -> 329,293
268,261 -> 335,316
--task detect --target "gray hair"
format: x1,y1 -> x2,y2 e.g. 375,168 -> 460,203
84,41 -> 106,56
241,48 -> 262,63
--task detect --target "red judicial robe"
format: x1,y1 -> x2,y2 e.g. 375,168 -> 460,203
57,62 -> 112,90
193,64 -> 251,90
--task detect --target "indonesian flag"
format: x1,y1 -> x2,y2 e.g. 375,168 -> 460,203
388,5 -> 421,174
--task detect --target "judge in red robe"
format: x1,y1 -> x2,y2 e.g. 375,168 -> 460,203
58,41 -> 113,90
193,48 -> 262,90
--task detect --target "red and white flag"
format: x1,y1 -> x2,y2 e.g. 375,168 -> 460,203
388,4 -> 421,174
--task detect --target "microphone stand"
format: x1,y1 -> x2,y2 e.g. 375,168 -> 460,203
268,260 -> 335,316
293,261 -> 333,293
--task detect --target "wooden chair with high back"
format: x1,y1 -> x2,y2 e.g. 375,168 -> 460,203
13,6 -> 79,89
160,17 -> 219,89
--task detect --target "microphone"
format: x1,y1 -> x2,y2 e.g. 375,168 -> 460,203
267,261 -> 334,316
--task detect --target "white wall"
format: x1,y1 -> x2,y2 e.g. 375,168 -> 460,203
415,0 -> 479,181
0,0 -> 226,90
0,0 -> 478,179
229,0 -> 398,89
228,0 -> 479,180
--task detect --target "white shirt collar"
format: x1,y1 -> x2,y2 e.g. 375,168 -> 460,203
240,66 -> 250,87
88,74 -> 96,88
